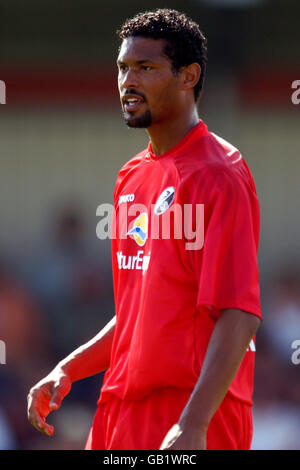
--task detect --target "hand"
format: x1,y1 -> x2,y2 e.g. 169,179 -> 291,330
159,423 -> 206,450
27,367 -> 72,436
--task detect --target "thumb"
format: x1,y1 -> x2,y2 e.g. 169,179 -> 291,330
49,375 -> 71,410
49,385 -> 64,410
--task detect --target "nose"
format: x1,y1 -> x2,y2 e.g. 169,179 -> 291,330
119,67 -> 139,90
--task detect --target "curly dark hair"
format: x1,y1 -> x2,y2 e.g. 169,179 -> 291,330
117,9 -> 208,101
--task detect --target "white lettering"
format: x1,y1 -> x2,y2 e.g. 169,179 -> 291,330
96,202 -> 205,249
118,202 -> 129,239
116,250 -> 151,274
291,340 -> 300,365
0,340 -> 6,364
117,251 -> 123,269
142,252 -> 151,275
122,255 -> 132,269
135,250 -> 143,270
151,203 -> 183,240
103,455 -> 138,467
184,204 -> 204,250
119,193 -> 135,204
291,80 -> 300,105
96,204 -> 114,239
128,203 -> 147,218
0,80 -> 6,104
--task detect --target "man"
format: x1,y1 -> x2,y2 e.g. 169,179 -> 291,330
27,9 -> 262,450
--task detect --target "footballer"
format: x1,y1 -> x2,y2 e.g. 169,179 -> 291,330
27,9 -> 261,450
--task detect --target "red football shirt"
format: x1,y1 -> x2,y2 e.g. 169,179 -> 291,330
98,119 -> 262,407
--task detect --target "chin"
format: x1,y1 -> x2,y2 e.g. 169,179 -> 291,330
123,110 -> 153,129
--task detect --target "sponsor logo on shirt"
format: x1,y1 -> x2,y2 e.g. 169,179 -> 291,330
127,212 -> 148,247
119,193 -> 135,205
116,250 -> 151,276
154,187 -> 175,215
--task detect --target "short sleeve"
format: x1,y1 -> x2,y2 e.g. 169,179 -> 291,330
190,168 -> 262,321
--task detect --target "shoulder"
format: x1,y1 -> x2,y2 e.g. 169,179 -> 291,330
177,132 -> 257,203
175,126 -> 241,177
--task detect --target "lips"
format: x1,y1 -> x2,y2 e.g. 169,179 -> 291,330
122,94 -> 145,112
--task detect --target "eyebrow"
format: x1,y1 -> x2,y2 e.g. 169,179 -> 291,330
117,59 -> 156,65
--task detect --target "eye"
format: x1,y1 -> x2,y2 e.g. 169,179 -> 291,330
141,65 -> 152,71
118,64 -> 128,72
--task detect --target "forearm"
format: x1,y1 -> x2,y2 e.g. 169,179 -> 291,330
179,309 -> 261,434
57,315 -> 116,383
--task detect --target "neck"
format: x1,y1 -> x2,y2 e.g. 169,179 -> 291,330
147,107 -> 200,156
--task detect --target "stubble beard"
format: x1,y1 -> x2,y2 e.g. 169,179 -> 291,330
123,109 -> 153,128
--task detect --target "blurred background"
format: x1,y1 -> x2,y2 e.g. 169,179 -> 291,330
0,0 -> 299,450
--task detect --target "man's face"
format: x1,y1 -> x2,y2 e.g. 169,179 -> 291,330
117,37 -> 182,128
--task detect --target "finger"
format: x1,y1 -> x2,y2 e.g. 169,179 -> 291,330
34,420 -> 54,436
41,422 -> 54,436
29,409 -> 54,436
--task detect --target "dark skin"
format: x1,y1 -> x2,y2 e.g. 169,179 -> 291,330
117,36 -> 200,155
27,36 -> 261,449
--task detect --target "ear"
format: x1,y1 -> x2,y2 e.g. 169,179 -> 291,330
181,63 -> 201,93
